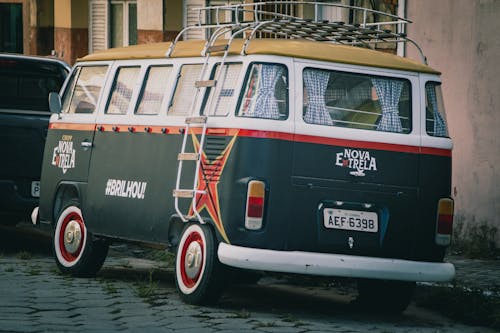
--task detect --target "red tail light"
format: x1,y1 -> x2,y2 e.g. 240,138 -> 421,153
245,180 -> 265,230
435,198 -> 454,246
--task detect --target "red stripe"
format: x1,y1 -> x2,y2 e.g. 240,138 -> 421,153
48,123 -> 451,157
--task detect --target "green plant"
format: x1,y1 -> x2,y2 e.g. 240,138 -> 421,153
135,270 -> 158,299
27,266 -> 40,276
232,309 -> 251,319
451,218 -> 498,259
103,281 -> 118,295
415,284 -> 500,331
17,251 -> 32,260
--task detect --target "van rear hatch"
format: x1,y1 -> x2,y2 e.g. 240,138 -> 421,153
291,138 -> 419,259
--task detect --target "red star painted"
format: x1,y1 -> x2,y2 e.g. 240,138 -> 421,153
188,133 -> 237,243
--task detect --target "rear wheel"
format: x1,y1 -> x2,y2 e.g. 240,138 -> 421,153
355,279 -> 416,313
175,223 -> 225,304
53,205 -> 108,277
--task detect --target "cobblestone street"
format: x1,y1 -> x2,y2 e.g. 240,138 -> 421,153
0,227 -> 496,333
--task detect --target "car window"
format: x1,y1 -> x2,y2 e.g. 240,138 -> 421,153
62,65 -> 109,114
135,65 -> 172,115
0,57 -> 67,112
302,67 -> 411,134
106,66 -> 141,115
237,63 -> 288,120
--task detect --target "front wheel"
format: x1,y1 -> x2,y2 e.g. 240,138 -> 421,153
175,223 -> 225,305
53,205 -> 108,277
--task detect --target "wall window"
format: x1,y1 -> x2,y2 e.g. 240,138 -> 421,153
110,0 -> 137,48
61,66 -> 109,114
0,3 -> 23,53
106,66 -> 141,114
302,68 -> 411,133
135,66 -> 172,115
237,63 -> 288,120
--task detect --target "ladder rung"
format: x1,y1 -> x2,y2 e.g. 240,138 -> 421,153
178,153 -> 199,161
207,44 -> 229,53
195,80 -> 217,88
185,116 -> 207,124
173,189 -> 206,198
173,190 -> 194,198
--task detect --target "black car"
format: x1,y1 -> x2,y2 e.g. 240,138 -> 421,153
0,54 -> 70,225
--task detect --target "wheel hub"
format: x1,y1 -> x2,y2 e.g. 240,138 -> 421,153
184,241 -> 202,279
64,220 -> 82,254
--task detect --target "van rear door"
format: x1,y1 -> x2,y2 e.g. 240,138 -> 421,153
291,63 -> 420,259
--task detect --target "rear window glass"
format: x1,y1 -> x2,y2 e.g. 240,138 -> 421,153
302,68 -> 411,134
62,65 -> 108,114
425,82 -> 448,137
237,63 -> 288,120
0,58 -> 67,112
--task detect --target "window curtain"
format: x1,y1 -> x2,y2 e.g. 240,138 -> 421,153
426,84 -> 447,137
303,69 -> 333,126
253,64 -> 283,119
371,78 -> 403,133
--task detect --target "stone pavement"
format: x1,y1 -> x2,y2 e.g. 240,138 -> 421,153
0,225 -> 498,332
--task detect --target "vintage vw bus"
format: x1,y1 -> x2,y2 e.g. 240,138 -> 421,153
34,2 -> 454,312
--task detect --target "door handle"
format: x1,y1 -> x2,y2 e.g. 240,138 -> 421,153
81,141 -> 93,149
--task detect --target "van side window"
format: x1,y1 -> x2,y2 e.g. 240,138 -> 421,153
61,65 -> 108,114
169,64 -> 203,116
302,68 -> 411,133
204,63 -> 242,116
106,66 -> 141,114
237,63 -> 288,120
135,65 -> 172,115
425,82 -> 448,137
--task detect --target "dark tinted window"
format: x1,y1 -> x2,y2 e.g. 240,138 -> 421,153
0,57 -> 68,112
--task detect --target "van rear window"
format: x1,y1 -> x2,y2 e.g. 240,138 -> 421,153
425,82 -> 448,137
302,68 -> 411,134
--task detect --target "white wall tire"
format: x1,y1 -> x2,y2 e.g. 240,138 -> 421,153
53,204 -> 108,277
175,223 -> 225,304
54,206 -> 87,268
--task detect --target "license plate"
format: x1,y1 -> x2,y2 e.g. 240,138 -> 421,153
323,208 -> 378,233
31,181 -> 40,197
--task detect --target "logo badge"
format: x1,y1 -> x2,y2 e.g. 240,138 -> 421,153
51,135 -> 76,174
335,148 -> 377,177
348,236 -> 354,249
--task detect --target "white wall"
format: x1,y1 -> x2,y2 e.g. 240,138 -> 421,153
406,0 -> 500,245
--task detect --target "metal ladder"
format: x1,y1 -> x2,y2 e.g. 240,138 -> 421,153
171,25 -> 241,223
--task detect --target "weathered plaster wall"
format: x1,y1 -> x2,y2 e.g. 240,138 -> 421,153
54,0 -> 88,64
407,0 -> 500,245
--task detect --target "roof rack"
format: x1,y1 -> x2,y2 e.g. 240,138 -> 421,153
166,1 -> 426,64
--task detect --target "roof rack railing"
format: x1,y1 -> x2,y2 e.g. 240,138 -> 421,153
166,1 -> 427,64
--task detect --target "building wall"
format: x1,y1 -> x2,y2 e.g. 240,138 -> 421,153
407,0 -> 500,245
54,0 -> 88,64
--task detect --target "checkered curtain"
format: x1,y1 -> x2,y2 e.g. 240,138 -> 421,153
254,64 -> 283,119
372,78 -> 403,133
426,84 -> 447,137
303,69 -> 333,126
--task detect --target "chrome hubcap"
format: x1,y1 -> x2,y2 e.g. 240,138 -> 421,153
184,241 -> 202,279
64,220 -> 82,254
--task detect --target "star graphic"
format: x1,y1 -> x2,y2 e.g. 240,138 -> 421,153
188,132 -> 237,243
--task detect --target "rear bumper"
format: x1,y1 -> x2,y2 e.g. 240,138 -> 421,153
218,243 -> 455,282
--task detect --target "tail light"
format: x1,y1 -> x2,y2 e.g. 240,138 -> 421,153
435,198 -> 454,246
245,180 -> 266,230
